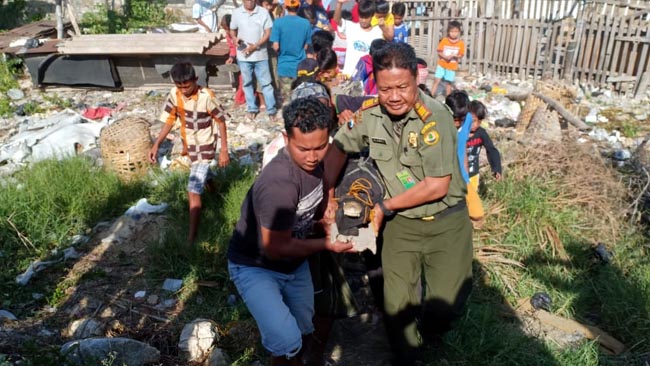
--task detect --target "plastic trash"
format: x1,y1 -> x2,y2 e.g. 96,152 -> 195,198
530,292 -> 552,311
124,198 -> 169,220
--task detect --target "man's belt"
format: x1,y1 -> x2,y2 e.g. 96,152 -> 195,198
421,200 -> 467,221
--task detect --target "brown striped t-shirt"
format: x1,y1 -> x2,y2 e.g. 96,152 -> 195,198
159,86 -> 227,163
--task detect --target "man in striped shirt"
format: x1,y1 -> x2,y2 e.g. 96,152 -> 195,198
149,62 -> 230,244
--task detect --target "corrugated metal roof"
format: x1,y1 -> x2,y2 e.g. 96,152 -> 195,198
0,20 -> 70,52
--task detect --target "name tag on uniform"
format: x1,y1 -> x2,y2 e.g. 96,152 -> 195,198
371,137 -> 387,145
396,169 -> 416,189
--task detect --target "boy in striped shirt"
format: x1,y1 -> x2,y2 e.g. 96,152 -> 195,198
149,62 -> 230,244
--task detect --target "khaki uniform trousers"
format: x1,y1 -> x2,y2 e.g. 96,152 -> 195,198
382,207 -> 473,357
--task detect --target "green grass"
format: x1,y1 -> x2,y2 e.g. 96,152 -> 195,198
3,151 -> 650,366
0,157 -> 147,313
435,173 -> 650,366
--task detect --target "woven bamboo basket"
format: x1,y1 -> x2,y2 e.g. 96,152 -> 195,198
100,117 -> 152,181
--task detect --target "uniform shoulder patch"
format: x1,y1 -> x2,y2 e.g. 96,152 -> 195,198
414,100 -> 432,121
361,97 -> 379,111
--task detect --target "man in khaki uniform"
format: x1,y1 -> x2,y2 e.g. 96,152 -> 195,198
324,42 -> 473,366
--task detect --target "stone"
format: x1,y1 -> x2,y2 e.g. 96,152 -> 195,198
61,337 -> 160,366
68,318 -> 105,339
162,278 -> 183,292
7,88 -> 24,100
526,107 -> 562,143
63,247 -> 80,260
0,310 -> 17,321
612,149 -> 631,161
207,347 -> 231,366
227,294 -> 237,306
147,294 -> 159,305
71,234 -> 90,246
494,118 -> 517,128
178,319 -> 220,361
134,291 -> 146,300
156,298 -> 177,310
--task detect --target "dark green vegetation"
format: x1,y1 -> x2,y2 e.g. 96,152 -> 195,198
1,139 -> 649,366
80,0 -> 178,34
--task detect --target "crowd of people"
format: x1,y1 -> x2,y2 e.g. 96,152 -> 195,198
148,1 -> 504,365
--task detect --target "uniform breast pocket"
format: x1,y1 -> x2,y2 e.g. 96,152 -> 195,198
399,153 -> 424,180
369,145 -> 392,162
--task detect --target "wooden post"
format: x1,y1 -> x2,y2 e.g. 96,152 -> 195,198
55,0 -> 64,39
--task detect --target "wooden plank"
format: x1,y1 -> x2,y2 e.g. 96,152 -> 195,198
625,17 -> 643,93
583,15 -> 599,83
530,21 -> 541,80
589,15 -> 606,85
494,19 -> 504,74
610,17 -> 629,82
522,20 -> 532,78
575,16 -> 589,82
60,45 -> 210,55
601,15 -> 620,85
634,22 -> 650,97
485,20 -> 495,75
595,15 -> 612,85
505,20 -> 515,75
513,20 -> 525,78
476,18 -> 486,74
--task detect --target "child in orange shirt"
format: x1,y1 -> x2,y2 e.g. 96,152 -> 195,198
431,20 -> 464,97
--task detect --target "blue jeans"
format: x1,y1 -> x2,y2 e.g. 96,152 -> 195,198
228,260 -> 314,357
239,60 -> 277,115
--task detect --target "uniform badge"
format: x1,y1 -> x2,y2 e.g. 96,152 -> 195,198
408,131 -> 418,148
420,121 -> 436,135
371,137 -> 387,145
423,130 -> 440,146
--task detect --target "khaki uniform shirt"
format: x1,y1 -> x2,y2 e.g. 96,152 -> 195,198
333,90 -> 466,219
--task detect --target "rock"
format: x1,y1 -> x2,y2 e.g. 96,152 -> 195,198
178,319 -> 220,361
63,247 -> 80,260
7,88 -> 24,100
147,294 -> 159,305
156,298 -> 177,310
238,154 -> 254,166
530,292 -> 552,311
134,291 -> 146,300
592,242 -> 612,264
635,113 -> 648,121
61,337 -> 160,366
612,149 -> 631,161
0,310 -> 17,321
494,118 -> 517,128
227,294 -> 237,306
526,107 -> 562,143
71,234 -> 90,246
162,278 -> 183,292
68,318 -> 105,339
207,347 -> 231,366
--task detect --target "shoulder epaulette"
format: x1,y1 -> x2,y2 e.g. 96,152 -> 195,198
414,99 -> 432,121
361,97 -> 379,111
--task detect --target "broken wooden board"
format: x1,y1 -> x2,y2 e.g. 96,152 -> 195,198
515,298 -> 625,355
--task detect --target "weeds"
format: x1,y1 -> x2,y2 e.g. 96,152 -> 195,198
80,0 -> 177,34
0,156 -> 148,314
456,140 -> 650,365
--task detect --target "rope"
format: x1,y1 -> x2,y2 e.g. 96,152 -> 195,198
347,178 -> 373,207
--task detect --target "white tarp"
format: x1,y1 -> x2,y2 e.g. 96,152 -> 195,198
0,109 -> 106,166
